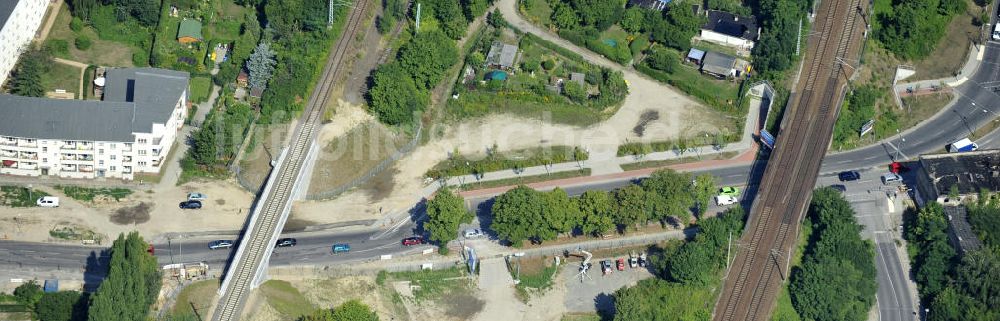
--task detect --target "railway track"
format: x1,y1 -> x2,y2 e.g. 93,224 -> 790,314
712,0 -> 867,320
210,1 -> 372,320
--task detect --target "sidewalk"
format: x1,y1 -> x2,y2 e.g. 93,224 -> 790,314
892,43 -> 983,107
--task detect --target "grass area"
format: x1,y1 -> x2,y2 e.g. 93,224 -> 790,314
635,61 -> 742,114
44,5 -> 135,66
510,255 -> 559,300
43,62 -> 82,97
617,132 -> 740,157
0,186 -> 50,207
171,280 -> 219,318
388,267 -> 468,302
691,38 -> 740,58
189,77 -> 212,103
259,280 -> 316,319
619,152 -> 738,171
49,225 -> 103,242
83,65 -> 96,100
908,0 -> 982,81
427,145 -> 588,179
55,185 -> 133,202
519,0 -> 553,27
561,314 -> 602,321
456,169 -> 591,191
769,210 -> 812,321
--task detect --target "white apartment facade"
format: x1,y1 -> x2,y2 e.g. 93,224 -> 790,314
0,0 -> 47,86
0,68 -> 189,180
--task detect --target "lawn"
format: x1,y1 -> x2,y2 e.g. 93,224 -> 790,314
520,0 -> 553,27
635,53 -> 742,114
43,62 -> 83,97
44,5 -> 135,67
0,186 -> 50,208
619,152 -> 738,171
388,267 -> 468,302
510,255 -> 560,300
426,145 -> 587,178
260,280 -> 316,319
170,280 -> 219,318
190,76 -> 213,103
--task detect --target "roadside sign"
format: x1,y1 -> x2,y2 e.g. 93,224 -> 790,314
859,119 -> 875,137
760,129 -> 776,149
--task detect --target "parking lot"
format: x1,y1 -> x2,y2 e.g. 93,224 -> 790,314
560,257 -> 655,313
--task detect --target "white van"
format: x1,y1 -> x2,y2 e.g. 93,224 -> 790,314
993,23 -> 1000,41
881,173 -> 902,185
36,196 -> 59,208
716,195 -> 738,206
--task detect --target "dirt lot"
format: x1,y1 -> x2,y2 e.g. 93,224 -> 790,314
0,179 -> 253,243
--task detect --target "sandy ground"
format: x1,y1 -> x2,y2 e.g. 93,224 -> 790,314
0,179 -> 253,243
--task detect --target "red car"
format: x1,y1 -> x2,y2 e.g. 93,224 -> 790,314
616,258 -> 626,271
402,237 -> 425,246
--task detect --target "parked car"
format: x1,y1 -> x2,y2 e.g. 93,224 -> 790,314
616,258 -> 626,271
208,240 -> 234,250
881,173 -> 902,185
36,196 -> 59,208
637,253 -> 647,267
332,243 -> 351,254
838,171 -> 861,181
179,200 -> 202,209
829,184 -> 847,193
628,253 -> 638,268
716,195 -> 738,206
601,260 -> 613,275
719,186 -> 740,197
402,237 -> 425,246
463,228 -> 484,239
187,192 -> 207,201
275,238 -> 297,248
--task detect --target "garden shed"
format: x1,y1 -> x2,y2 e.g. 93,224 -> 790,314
177,19 -> 203,44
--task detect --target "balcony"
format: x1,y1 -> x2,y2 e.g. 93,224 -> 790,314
123,166 -> 132,174
123,156 -> 132,163
152,149 -> 162,157
18,162 -> 37,170
79,165 -> 94,173
61,142 -> 77,150
77,143 -> 94,150
153,137 -> 163,146
2,160 -> 17,169
17,139 -> 37,148
60,154 -> 94,161
1,150 -> 16,157
61,164 -> 77,172
18,152 -> 37,160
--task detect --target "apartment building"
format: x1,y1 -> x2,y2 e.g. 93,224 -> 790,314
0,0 -> 47,86
0,68 -> 189,180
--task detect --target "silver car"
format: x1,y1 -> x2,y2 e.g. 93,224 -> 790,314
463,228 -> 483,239
208,240 -> 234,250
187,192 -> 207,201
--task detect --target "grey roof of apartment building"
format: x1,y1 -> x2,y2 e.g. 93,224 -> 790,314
918,149 -> 1000,196
0,0 -> 18,29
943,205 -> 983,255
0,68 -> 189,142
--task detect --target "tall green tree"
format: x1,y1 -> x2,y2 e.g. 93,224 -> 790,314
9,49 -> 51,97
366,63 -> 428,125
13,280 -> 44,310
425,188 -> 473,247
691,174 -> 717,218
578,190 -> 614,236
611,184 -> 650,230
35,291 -> 88,321
396,30 -> 458,89
88,232 -> 161,321
641,169 -> 695,223
543,188 -> 581,236
491,186 -> 547,246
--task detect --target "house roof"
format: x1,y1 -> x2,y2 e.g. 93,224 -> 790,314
0,0 -> 18,29
0,68 -> 189,142
702,51 -> 736,76
177,19 -> 203,40
687,48 -> 706,61
703,10 -> 758,41
627,0 -> 671,11
918,149 -> 1000,196
486,41 -> 518,68
943,206 -> 983,255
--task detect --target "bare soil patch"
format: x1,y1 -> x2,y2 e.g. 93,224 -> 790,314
109,202 -> 152,225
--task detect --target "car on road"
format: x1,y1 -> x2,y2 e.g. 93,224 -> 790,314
275,238 -> 297,248
463,228 -> 484,239
36,196 -> 59,208
637,253 -> 647,267
402,237 -> 425,246
829,184 -> 847,193
715,195 -> 738,206
601,260 -> 613,275
208,240 -> 234,250
719,186 -> 740,196
187,192 -> 207,201
616,258 -> 626,271
838,171 -> 861,181
881,173 -> 902,185
332,243 -> 351,254
178,200 -> 202,209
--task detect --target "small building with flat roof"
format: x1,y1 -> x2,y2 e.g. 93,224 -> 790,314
914,149 -> 1000,205
701,51 -> 737,78
942,205 -> 983,255
486,41 -> 519,70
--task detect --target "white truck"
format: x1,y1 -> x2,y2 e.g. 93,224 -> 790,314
948,138 -> 979,153
993,22 -> 1000,41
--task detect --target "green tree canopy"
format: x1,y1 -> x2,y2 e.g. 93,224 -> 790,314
491,186 -> 548,246
578,190 -> 614,236
88,232 -> 161,321
425,188 -> 474,247
35,291 -> 88,321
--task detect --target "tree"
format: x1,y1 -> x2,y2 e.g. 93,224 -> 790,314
75,36 -> 92,50
551,3 -> 579,30
300,300 -> 379,321
246,42 -> 277,89
396,30 -> 459,89
578,190 -> 614,236
691,174 -> 717,218
491,186 -> 548,246
367,63 -> 428,125
68,0 -> 98,21
521,59 -> 539,72
13,280 -> 44,309
542,59 -> 556,70
562,81 -> 587,103
9,49 -> 51,97
88,232 -> 161,321
641,169 -> 695,223
463,0 -> 489,20
570,0 -> 624,30
620,7 -> 647,34
35,291 -> 88,321
543,188 -> 582,236
666,242 -> 715,284
487,10 -> 507,28
611,185 -> 650,230
467,51 -> 485,67
425,188 -> 473,247
645,46 -> 679,73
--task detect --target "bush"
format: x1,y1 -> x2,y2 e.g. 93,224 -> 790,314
521,59 -> 540,72
74,36 -> 92,50
132,50 -> 149,67
69,17 -> 84,32
45,40 -> 69,56
542,59 -> 555,70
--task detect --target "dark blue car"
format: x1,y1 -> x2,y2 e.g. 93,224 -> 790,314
838,171 -> 860,182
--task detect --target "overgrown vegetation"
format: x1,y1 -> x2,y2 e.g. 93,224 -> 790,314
5,48 -> 53,97
55,186 -> 132,202
788,188 -> 877,320
427,146 -> 588,179
9,281 -> 89,321
490,169 -> 718,247
611,207 -> 746,320
299,300 -> 380,321
182,91 -> 255,180
0,186 -> 50,208
875,0 -> 967,60
367,30 -> 457,126
386,267 -> 468,302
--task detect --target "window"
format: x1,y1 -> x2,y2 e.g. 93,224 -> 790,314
110,166 -> 116,171
98,143 -> 104,147
138,150 -> 147,156
99,160 -> 104,166
137,139 -> 147,144
138,161 -> 147,166
110,155 -> 116,160
42,158 -> 47,163
110,144 -> 116,149
98,149 -> 104,155
41,147 -> 47,152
